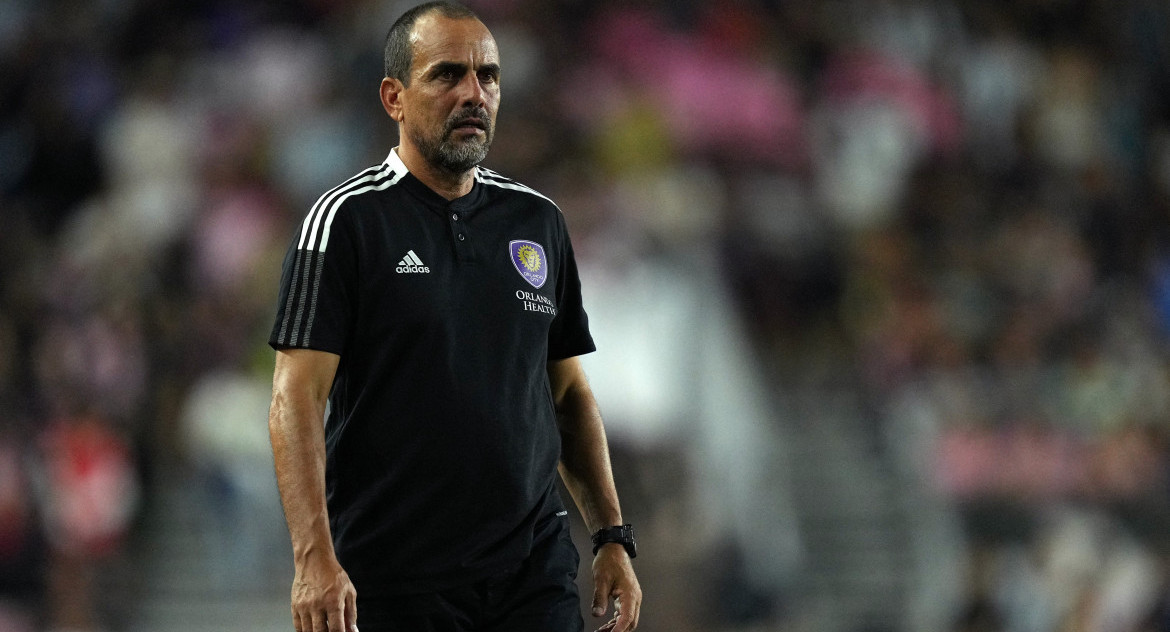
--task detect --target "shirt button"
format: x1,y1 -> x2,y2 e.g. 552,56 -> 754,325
457,233 -> 466,241
451,213 -> 459,221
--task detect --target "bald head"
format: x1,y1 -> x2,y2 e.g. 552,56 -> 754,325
384,1 -> 481,86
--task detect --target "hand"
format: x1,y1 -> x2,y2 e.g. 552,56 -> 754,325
291,554 -> 358,632
590,543 -> 641,632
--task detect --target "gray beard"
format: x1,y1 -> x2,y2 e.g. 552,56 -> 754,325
412,118 -> 492,174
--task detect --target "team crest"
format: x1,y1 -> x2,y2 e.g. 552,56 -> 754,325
509,240 -> 548,288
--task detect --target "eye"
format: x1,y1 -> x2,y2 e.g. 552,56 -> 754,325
429,64 -> 463,82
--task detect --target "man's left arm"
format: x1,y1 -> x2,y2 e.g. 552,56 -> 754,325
548,356 -> 642,632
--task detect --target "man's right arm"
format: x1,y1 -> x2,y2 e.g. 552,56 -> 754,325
269,348 -> 357,632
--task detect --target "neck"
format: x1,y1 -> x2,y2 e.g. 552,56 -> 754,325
395,144 -> 475,201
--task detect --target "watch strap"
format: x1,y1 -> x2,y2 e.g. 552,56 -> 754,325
591,524 -> 636,558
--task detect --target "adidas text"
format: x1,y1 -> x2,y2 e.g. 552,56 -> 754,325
396,265 -> 430,273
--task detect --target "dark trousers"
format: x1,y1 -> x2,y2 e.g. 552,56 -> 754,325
356,515 -> 584,632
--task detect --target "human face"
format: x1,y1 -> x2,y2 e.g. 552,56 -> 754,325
398,15 -> 500,174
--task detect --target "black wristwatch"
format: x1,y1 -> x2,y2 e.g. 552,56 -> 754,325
591,524 -> 636,558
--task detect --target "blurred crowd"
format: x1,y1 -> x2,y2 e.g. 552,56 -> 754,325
2,0 -> 1170,631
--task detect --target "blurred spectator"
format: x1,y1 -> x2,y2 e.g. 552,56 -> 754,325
179,367 -> 286,591
35,415 -> 138,632
571,180 -> 800,627
0,425 -> 41,632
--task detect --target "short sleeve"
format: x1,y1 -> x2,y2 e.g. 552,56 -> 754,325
547,214 -> 595,360
268,204 -> 358,355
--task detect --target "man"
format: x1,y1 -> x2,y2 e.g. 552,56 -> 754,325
266,3 -> 641,632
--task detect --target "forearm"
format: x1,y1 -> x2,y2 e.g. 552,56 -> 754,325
270,397 -> 333,560
556,381 -> 623,533
268,349 -> 355,631
269,351 -> 339,566
551,359 -> 642,629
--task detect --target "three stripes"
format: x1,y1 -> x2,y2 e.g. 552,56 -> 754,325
277,162 -> 405,347
398,250 -> 425,267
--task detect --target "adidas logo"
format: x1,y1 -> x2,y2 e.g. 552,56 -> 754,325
395,250 -> 430,274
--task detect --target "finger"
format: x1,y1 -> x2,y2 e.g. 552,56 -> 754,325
617,592 -> 642,632
328,597 -> 346,632
609,597 -> 628,632
293,609 -> 305,632
593,614 -> 618,632
591,578 -> 611,618
346,587 -> 358,632
311,609 -> 329,632
615,605 -> 634,632
628,591 -> 643,630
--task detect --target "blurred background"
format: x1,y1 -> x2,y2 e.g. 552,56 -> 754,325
2,0 -> 1170,630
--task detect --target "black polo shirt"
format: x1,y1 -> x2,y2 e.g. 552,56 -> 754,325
269,149 -> 595,596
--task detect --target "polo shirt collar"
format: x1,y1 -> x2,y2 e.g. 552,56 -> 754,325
384,148 -> 483,212
384,147 -> 410,175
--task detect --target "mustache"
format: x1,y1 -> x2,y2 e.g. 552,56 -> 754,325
445,108 -> 491,134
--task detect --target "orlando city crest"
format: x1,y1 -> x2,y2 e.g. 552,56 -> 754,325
509,240 -> 548,288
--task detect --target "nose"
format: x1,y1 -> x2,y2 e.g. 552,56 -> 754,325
457,72 -> 487,109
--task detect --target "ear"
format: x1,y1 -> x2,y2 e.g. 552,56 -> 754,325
380,77 -> 405,122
